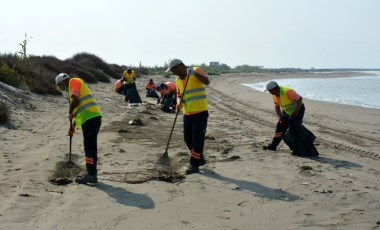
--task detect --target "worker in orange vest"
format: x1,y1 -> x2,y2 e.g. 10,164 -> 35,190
158,81 -> 177,113
166,58 -> 210,175
145,79 -> 159,98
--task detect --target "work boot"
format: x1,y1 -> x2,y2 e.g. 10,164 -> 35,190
262,144 -> 277,151
185,164 -> 199,175
75,174 -> 98,185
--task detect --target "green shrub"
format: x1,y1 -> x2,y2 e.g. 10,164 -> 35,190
109,64 -> 124,78
0,61 -> 25,87
135,66 -> 149,76
206,71 -> 220,76
0,101 -> 10,123
162,72 -> 171,78
70,53 -> 119,79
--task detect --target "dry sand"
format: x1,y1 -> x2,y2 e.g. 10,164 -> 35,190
0,72 -> 379,230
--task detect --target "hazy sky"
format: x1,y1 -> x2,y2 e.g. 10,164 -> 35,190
1,0 -> 379,68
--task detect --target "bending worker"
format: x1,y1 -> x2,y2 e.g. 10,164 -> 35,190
55,73 -> 102,185
158,81 -> 177,113
166,58 -> 210,175
263,80 -> 304,151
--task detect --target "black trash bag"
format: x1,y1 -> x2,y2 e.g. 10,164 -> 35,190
283,119 -> 319,157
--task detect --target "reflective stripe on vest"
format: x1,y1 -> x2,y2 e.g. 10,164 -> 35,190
69,78 -> 102,128
176,67 -> 208,114
277,86 -> 297,115
74,101 -> 97,117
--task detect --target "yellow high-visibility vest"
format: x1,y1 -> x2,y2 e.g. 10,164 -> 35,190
69,78 -> 102,127
273,86 -> 299,115
176,67 -> 208,115
122,70 -> 135,85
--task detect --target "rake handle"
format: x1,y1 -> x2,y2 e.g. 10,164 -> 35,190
164,75 -> 191,153
68,121 -> 73,168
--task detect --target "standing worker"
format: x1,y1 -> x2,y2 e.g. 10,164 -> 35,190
166,59 -> 210,175
121,67 -> 142,105
262,80 -> 305,151
55,73 -> 102,185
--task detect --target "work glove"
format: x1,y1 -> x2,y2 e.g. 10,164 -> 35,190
68,126 -> 75,137
187,68 -> 197,76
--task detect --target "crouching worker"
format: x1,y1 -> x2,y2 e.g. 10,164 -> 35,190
114,79 -> 125,95
166,58 -> 210,175
55,73 -> 102,185
145,79 -> 159,98
159,82 -> 177,113
263,80 -> 304,151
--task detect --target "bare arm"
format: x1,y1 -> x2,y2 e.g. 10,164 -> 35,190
194,72 -> 210,85
69,94 -> 80,115
292,97 -> 303,116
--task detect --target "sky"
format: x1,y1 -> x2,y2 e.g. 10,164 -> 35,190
1,0 -> 379,69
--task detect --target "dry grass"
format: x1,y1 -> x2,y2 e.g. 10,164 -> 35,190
0,52 -> 120,95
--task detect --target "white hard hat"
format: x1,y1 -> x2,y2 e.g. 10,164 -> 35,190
165,58 -> 183,72
55,73 -> 70,85
264,80 -> 278,92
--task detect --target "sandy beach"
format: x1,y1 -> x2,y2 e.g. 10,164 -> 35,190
1,72 -> 380,230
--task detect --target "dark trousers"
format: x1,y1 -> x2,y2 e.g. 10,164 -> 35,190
271,104 -> 305,148
183,111 -> 208,166
146,89 -> 159,98
162,96 -> 175,113
81,116 -> 102,176
123,84 -> 142,103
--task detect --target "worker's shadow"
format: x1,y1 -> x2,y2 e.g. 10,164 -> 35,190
201,169 -> 300,202
308,156 -> 362,169
95,182 -> 155,209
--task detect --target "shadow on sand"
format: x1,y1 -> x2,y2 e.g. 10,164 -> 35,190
201,169 -> 301,202
95,182 -> 155,209
309,156 -> 362,169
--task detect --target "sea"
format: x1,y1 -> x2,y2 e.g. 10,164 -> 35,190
242,71 -> 380,109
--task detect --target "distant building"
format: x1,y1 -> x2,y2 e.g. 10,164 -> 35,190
210,62 -> 220,67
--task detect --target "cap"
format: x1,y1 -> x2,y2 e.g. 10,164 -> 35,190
264,80 -> 278,92
165,58 -> 183,72
149,79 -> 153,82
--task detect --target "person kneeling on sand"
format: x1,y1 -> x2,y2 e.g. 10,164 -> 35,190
55,73 -> 102,185
158,82 -> 177,113
263,80 -> 305,151
166,58 -> 210,175
145,79 -> 159,98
